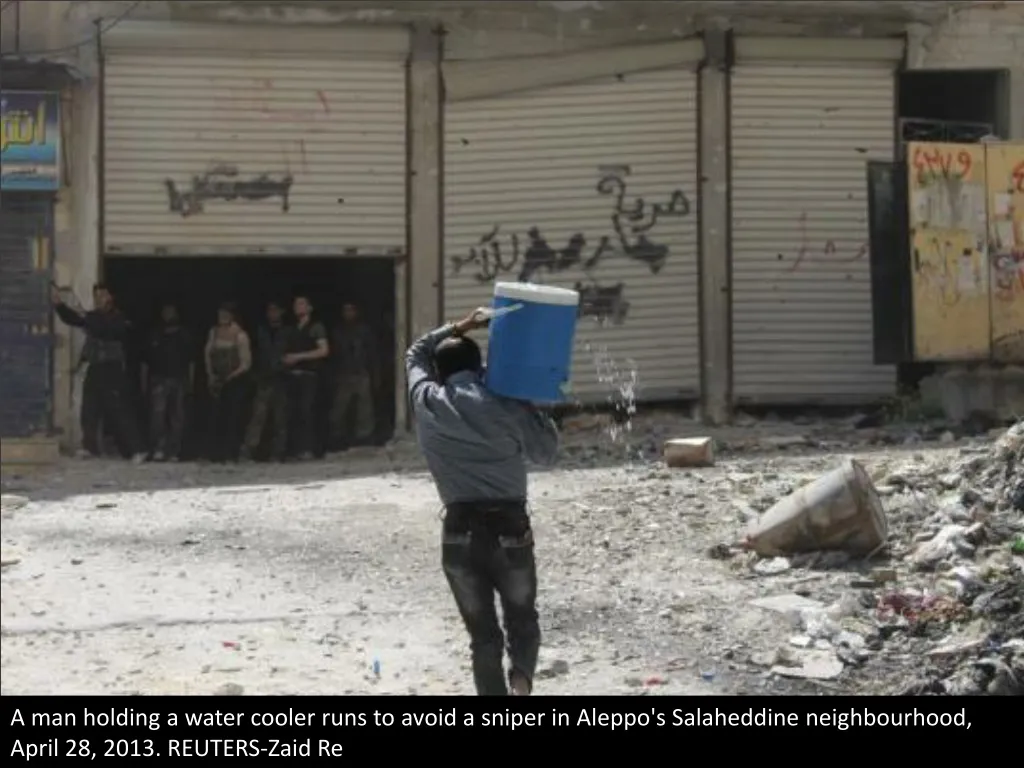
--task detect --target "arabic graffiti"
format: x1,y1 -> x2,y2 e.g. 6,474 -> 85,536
912,145 -> 974,185
576,282 -> 629,324
164,163 -> 293,218
787,212 -> 869,272
449,171 -> 690,285
591,174 -> 689,274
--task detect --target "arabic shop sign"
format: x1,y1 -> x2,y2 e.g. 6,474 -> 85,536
1,91 -> 61,191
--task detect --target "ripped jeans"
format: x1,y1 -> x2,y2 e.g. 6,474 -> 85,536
441,500 -> 540,696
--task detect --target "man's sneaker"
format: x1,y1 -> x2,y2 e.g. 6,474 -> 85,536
74,449 -> 94,459
153,451 -> 165,462
131,453 -> 147,465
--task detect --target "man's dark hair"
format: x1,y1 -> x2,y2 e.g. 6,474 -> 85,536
93,282 -> 109,292
267,299 -> 285,310
434,336 -> 482,382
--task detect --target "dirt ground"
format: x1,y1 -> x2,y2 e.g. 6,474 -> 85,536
0,413 -> 1013,696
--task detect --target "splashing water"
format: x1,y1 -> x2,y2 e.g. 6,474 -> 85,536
583,340 -> 643,463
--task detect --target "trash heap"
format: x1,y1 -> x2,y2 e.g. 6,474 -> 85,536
736,422 -> 1022,694
875,420 -> 1023,695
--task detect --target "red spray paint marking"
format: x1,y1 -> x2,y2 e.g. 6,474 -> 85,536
912,146 -> 973,180
787,212 -> 868,272
1012,160 -> 1024,194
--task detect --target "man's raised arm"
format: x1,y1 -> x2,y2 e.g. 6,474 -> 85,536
405,324 -> 457,407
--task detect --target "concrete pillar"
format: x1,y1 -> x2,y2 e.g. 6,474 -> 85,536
52,76 -> 100,451
403,24 -> 443,431
697,29 -> 731,425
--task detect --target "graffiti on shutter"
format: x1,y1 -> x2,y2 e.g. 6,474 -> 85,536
449,167 -> 691,324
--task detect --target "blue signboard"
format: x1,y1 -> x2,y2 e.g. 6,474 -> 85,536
1,91 -> 61,191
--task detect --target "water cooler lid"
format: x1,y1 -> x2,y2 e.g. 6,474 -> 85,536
494,281 -> 580,307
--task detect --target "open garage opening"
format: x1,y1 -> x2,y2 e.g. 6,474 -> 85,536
103,256 -> 397,461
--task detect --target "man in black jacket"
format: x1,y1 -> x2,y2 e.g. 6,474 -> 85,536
52,283 -> 146,462
142,301 -> 193,462
240,299 -> 291,462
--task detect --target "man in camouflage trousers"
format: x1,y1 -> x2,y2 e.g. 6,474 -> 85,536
240,300 -> 291,462
328,302 -> 379,450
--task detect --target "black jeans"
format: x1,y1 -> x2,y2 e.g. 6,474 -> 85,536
81,362 -> 144,457
442,500 -> 540,696
288,372 -> 318,457
208,376 -> 247,462
149,376 -> 187,458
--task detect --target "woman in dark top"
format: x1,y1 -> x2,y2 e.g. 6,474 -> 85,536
203,302 -> 252,462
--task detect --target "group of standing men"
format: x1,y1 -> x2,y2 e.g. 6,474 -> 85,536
51,283 -> 381,463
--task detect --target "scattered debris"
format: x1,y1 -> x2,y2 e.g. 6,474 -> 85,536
753,557 -> 792,575
1,410 -> 1018,697
750,593 -> 825,616
770,648 -> 844,680
870,421 -> 1023,695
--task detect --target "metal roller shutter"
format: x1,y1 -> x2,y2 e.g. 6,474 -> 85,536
730,37 -> 902,404
102,22 -> 409,257
0,194 -> 54,437
443,61 -> 701,403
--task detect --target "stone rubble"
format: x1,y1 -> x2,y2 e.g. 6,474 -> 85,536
741,420 -> 1023,693
1,409 -> 1020,695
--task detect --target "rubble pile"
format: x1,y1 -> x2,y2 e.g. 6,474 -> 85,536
869,421 -> 1023,695
737,422 -> 1022,695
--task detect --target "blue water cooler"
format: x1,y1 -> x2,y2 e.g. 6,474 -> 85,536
484,281 -> 580,403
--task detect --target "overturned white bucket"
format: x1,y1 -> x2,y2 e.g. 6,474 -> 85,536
745,459 -> 888,557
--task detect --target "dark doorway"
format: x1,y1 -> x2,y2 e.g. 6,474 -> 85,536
103,256 -> 396,460
898,69 -> 1010,146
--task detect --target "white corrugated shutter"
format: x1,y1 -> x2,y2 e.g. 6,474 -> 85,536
102,22 -> 409,257
730,37 -> 903,404
443,44 -> 702,403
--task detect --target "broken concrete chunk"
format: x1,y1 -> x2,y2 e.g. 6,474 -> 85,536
745,459 -> 888,557
927,638 -> 986,658
664,437 -> 714,468
750,593 -> 826,615
870,567 -> 898,584
910,525 -> 968,570
770,648 -> 844,680
753,557 -> 791,575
